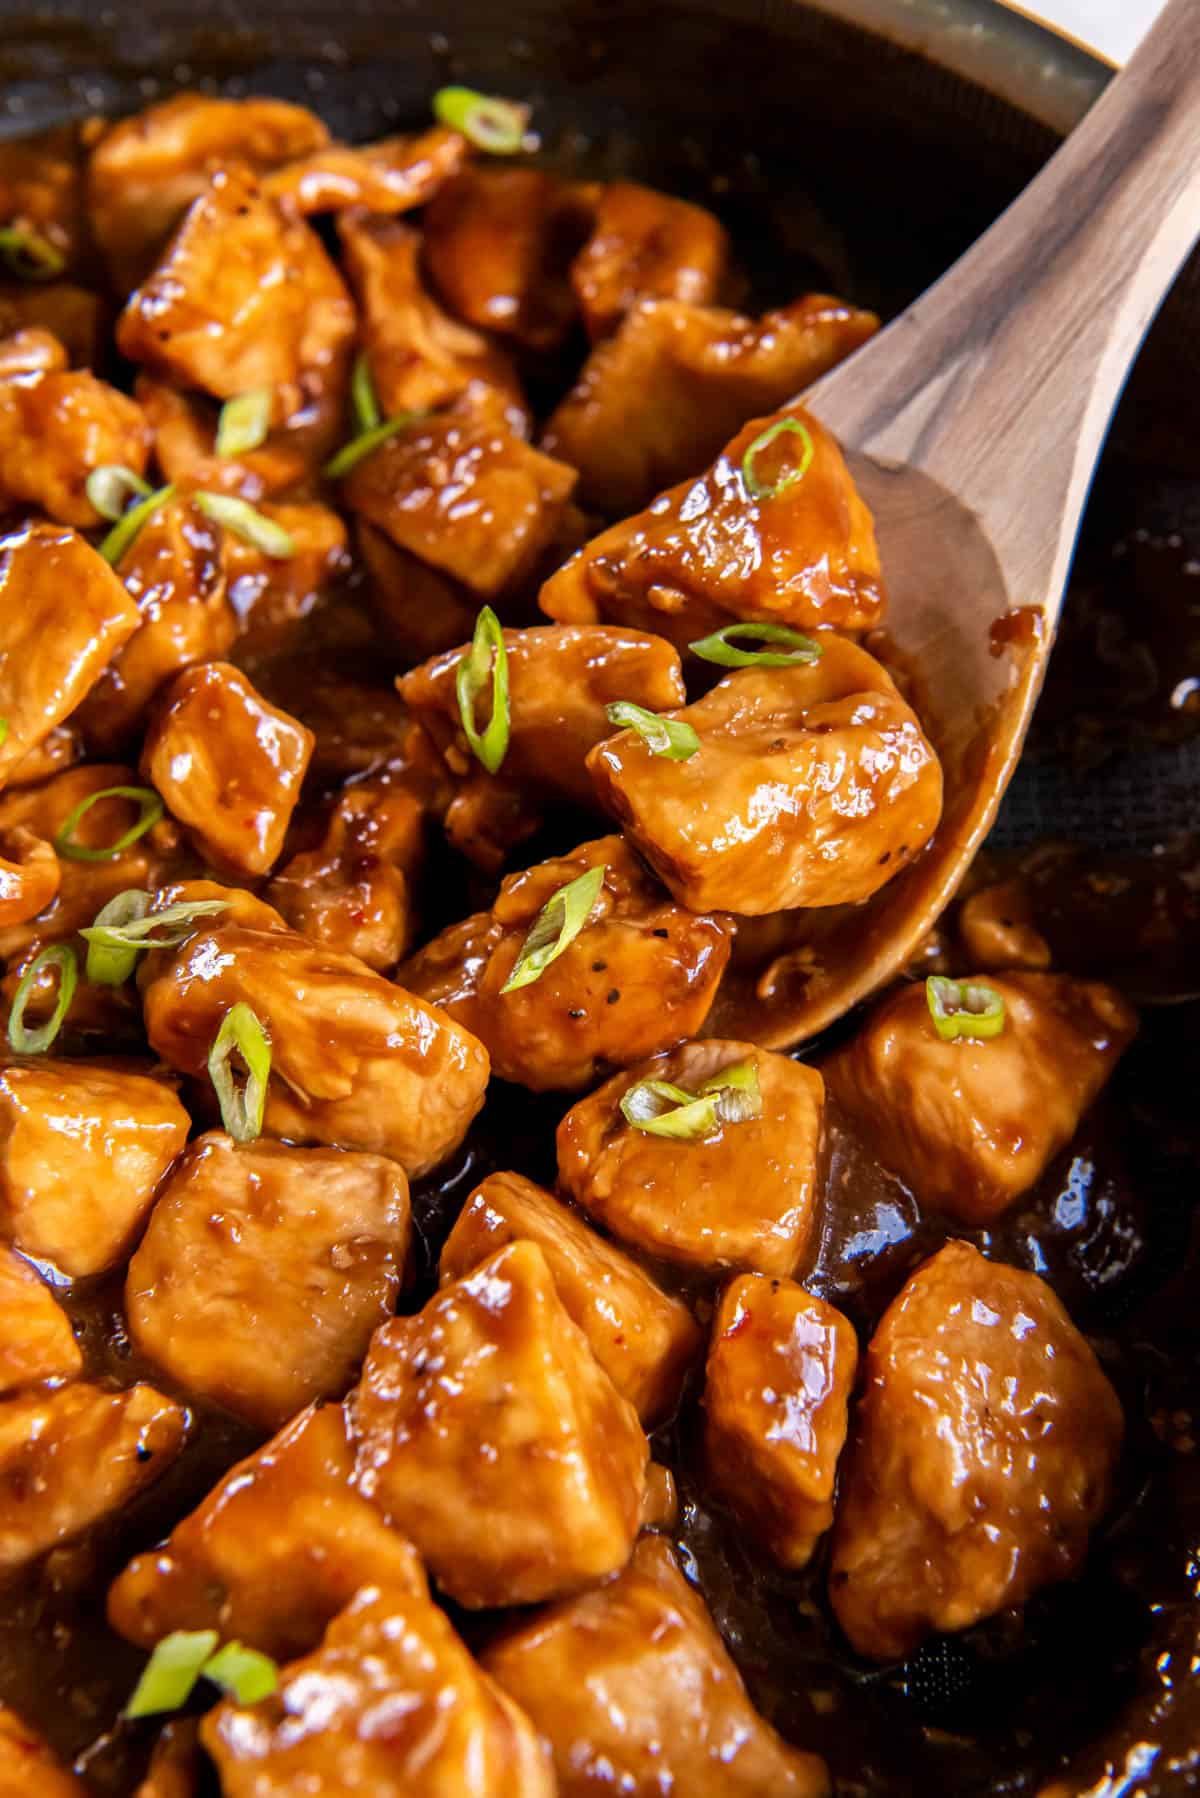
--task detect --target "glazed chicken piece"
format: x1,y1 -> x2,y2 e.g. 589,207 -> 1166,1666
109,1401 -> 425,1659
141,661 -> 314,878
262,124 -> 467,215
0,1059 -> 189,1278
76,495 -> 237,753
249,654 -> 425,785
3,725 -> 82,790
0,526 -> 140,791
558,1040 -> 825,1276
357,521 -> 480,662
570,180 -> 730,341
343,403 -> 577,599
0,1243 -> 81,1394
440,1171 -> 702,1425
117,165 -> 355,409
400,835 -> 731,1091
0,1707 -> 91,1796
0,282 -> 106,366
266,773 -> 426,971
202,1582 -> 555,1798
541,401 -> 885,648
141,917 -> 490,1175
0,826 -> 59,929
484,1535 -> 831,1797
136,376 -> 317,503
829,1240 -> 1124,1660
0,123 -> 88,274
127,1131 -> 412,1429
588,639 -> 943,914
223,502 -> 351,650
399,623 -> 685,813
824,972 -> 1138,1223
352,1240 -> 649,1608
86,91 -> 330,290
0,1381 -> 186,1575
544,293 -> 878,514
703,1274 -> 857,1570
957,877 -> 1053,971
424,165 -> 596,353
0,329 -> 150,526
338,210 -> 527,424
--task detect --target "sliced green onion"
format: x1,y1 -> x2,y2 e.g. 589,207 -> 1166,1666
351,352 -> 382,433
432,86 -> 531,155
322,412 -> 420,480
124,1629 -> 219,1721
201,1641 -> 278,1706
99,482 -> 175,566
688,621 -> 824,670
620,1058 -> 762,1141
741,416 -> 814,502
0,223 -> 66,280
215,387 -> 273,457
209,1003 -> 272,1142
0,720 -> 8,748
82,893 -> 231,985
85,464 -> 153,524
194,493 -> 294,558
605,701 -> 699,761
455,606 -> 510,775
54,786 -> 164,864
501,864 -> 606,995
925,975 -> 1006,1042
7,944 -> 78,1055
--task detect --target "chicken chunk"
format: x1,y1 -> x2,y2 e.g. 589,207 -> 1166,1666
0,1243 -> 81,1394
0,1708 -> 90,1796
484,1535 -> 831,1797
0,826 -> 59,928
136,376 -> 318,504
0,1059 -> 189,1278
399,623 -> 685,811
570,180 -> 730,341
401,835 -> 730,1091
141,661 -> 313,878
202,1582 -> 555,1798
0,124 -> 87,274
0,526 -> 140,791
0,341 -> 151,526
357,521 -> 480,662
109,1401 -> 424,1659
353,1240 -> 648,1607
343,404 -> 577,599
541,401 -> 884,647
117,165 -> 355,409
703,1275 -> 856,1570
828,1240 -> 1124,1660
558,1040 -> 826,1276
0,323 -> 63,377
87,92 -> 330,290
127,1132 -> 412,1429
588,640 -> 943,914
223,502 -> 351,651
957,877 -> 1053,972
824,972 -> 1138,1223
0,1382 -> 186,1575
544,293 -> 878,514
141,919 -> 489,1175
249,655 -> 423,785
440,1171 -> 701,1424
424,166 -> 596,353
76,495 -> 237,753
262,124 -> 467,215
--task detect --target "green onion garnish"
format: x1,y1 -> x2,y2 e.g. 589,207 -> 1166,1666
82,892 -> 231,985
215,387 -> 273,458
0,720 -> 8,747
351,352 -> 382,433
455,605 -> 510,775
54,786 -> 164,864
501,864 -> 606,995
7,944 -> 78,1055
605,701 -> 699,761
194,493 -> 294,558
209,1002 -> 272,1143
740,416 -> 814,502
99,483 -> 175,566
688,621 -> 823,670
85,464 -> 153,524
925,975 -> 1006,1042
0,223 -> 66,280
124,1630 -> 219,1721
322,412 -> 420,480
620,1058 -> 762,1141
432,86 -> 531,155
201,1641 -> 279,1706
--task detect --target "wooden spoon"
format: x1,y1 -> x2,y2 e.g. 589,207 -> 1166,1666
714,0 -> 1200,1049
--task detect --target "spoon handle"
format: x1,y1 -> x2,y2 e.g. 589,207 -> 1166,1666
807,0 -> 1200,607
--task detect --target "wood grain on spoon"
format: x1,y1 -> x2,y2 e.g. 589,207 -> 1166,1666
714,0 -> 1200,1048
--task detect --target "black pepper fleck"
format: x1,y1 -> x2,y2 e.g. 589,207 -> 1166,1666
607,989 -> 621,1004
